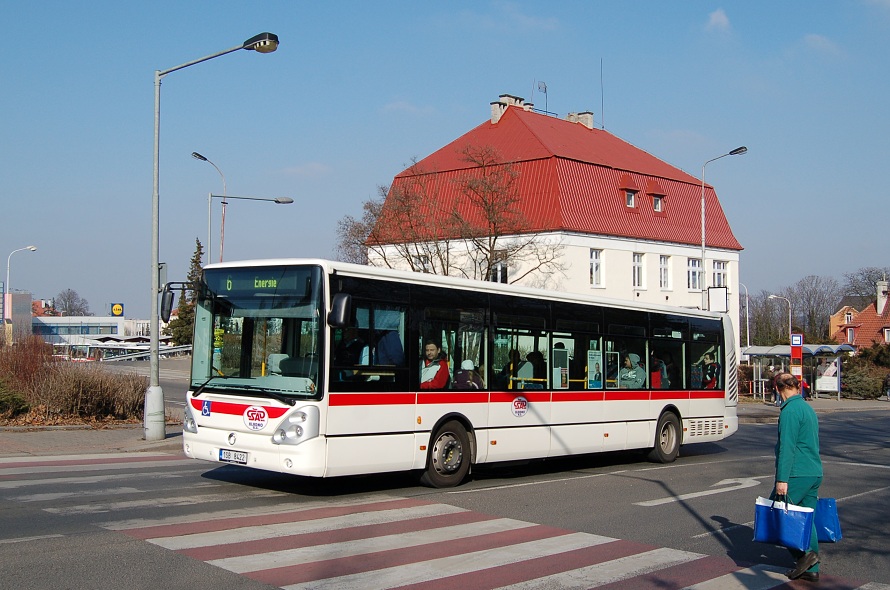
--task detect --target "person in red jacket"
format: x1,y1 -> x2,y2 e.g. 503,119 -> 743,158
420,340 -> 449,389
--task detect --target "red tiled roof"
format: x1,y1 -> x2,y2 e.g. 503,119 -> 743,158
832,299 -> 890,348
383,105 -> 742,250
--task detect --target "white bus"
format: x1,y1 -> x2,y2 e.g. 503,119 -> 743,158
177,259 -> 738,487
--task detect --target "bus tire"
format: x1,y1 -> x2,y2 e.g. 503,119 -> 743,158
420,420 -> 471,488
648,412 -> 680,463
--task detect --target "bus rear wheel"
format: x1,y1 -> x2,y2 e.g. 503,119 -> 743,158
648,412 -> 680,463
420,420 -> 471,488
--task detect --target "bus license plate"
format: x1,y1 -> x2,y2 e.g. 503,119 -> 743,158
219,449 -> 248,465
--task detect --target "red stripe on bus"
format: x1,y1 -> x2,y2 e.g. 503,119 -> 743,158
489,391 -> 551,403
328,393 -> 417,406
189,399 -> 289,418
551,391 -> 605,402
691,390 -> 725,399
417,392 -> 489,404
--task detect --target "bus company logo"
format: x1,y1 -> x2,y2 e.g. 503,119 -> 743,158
243,406 -> 269,430
512,396 -> 529,418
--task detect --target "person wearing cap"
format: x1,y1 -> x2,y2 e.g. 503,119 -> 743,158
454,359 -> 484,390
619,353 -> 645,389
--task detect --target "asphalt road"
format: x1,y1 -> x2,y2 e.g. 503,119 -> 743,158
1,411 -> 888,588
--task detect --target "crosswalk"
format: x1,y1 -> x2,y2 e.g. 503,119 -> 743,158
1,452 -> 886,589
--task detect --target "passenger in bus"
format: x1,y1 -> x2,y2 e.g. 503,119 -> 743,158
335,327 -> 369,366
454,359 -> 484,390
619,353 -> 645,389
702,353 -> 720,389
650,350 -> 670,388
496,349 -> 525,389
524,351 -> 546,389
420,340 -> 450,389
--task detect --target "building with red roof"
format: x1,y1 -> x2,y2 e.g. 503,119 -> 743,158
833,280 -> 890,349
370,94 -> 744,345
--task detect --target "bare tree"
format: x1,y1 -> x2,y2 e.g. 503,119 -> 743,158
336,146 -> 565,285
843,266 -> 890,302
54,289 -> 92,316
789,275 -> 842,342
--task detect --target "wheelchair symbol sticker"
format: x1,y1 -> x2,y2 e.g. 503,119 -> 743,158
202,400 -> 212,416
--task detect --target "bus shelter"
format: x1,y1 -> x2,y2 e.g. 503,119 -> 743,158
741,344 -> 855,401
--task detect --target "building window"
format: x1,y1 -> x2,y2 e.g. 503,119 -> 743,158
625,190 -> 636,208
412,254 -> 432,273
489,253 -> 508,284
845,312 -> 853,323
687,258 -> 702,290
653,195 -> 663,212
590,249 -> 602,287
659,255 -> 670,289
847,328 -> 855,343
632,253 -> 644,288
712,260 -> 727,288
884,328 -> 890,343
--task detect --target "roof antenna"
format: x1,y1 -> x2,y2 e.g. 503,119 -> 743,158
538,81 -> 548,114
600,58 -> 605,129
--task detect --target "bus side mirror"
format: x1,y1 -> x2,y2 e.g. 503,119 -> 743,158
160,289 -> 175,323
328,293 -> 351,328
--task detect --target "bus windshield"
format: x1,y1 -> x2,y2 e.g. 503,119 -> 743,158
190,265 -> 323,400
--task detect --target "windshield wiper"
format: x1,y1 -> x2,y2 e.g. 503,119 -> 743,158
191,372 -> 228,397
234,384 -> 297,406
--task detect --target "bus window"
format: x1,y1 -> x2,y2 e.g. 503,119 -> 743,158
331,302 -> 407,389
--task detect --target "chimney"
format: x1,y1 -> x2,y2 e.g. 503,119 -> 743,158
490,93 -> 526,124
878,279 -> 889,314
566,111 -> 594,129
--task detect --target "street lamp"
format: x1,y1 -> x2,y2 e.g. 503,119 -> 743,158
148,32 -> 279,442
739,282 -> 750,349
191,152 -> 227,265
5,246 -> 37,346
700,146 -> 747,309
208,194 -> 294,261
768,294 -> 792,345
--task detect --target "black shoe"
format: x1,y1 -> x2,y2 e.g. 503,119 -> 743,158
787,552 -> 820,579
798,571 -> 820,582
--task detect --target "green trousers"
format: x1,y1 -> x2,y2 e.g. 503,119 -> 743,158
773,476 -> 822,573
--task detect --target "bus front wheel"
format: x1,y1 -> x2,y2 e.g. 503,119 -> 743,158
420,420 -> 471,488
648,412 -> 680,463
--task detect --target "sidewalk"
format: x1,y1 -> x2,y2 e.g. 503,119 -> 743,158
1,397 -> 888,458
737,394 -> 890,423
0,423 -> 184,458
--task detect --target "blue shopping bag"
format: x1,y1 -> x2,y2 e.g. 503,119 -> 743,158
815,497 -> 842,543
753,496 -> 815,551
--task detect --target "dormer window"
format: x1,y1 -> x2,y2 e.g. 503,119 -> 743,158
847,327 -> 855,343
884,328 -> 890,343
653,195 -> 664,212
625,190 -> 637,208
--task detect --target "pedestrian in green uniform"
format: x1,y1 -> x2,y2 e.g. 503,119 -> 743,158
772,372 -> 823,582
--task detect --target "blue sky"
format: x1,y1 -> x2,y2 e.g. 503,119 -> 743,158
3,1 -> 889,318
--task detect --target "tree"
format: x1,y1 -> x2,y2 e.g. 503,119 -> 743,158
163,239 -> 204,346
54,289 -> 92,316
337,146 -> 565,285
842,266 -> 890,302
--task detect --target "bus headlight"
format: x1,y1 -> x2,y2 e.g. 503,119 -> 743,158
272,405 -> 319,445
183,405 -> 198,434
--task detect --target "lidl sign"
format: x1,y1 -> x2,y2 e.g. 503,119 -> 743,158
111,303 -> 124,317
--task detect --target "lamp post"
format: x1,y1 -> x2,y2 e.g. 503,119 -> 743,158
208,194 -> 294,260
148,32 -> 279,442
191,152 -> 226,265
5,246 -> 37,346
700,146 -> 747,309
768,294 -> 792,345
739,282 -> 750,349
